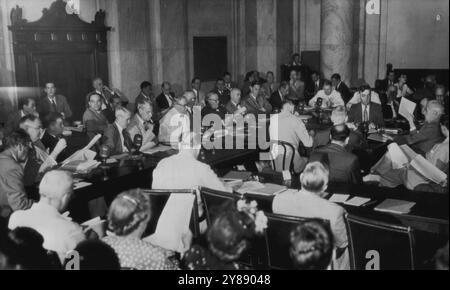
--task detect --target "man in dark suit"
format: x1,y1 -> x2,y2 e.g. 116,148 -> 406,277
310,124 -> 362,184
242,81 -> 272,117
270,81 -> 290,112
306,71 -> 324,99
213,78 -> 231,106
331,74 -> 352,104
135,81 -> 154,110
347,85 -> 385,127
85,77 -> 116,124
376,70 -> 396,93
394,100 -> 444,155
83,94 -> 109,141
4,98 -> 39,136
225,88 -> 246,116
41,112 -> 73,163
223,72 -> 238,91
102,107 -> 133,156
39,82 -> 72,120
155,81 -> 176,116
0,130 -> 34,218
202,92 -> 228,121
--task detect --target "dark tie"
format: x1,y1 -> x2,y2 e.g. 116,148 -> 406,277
363,106 -> 368,122
122,129 -> 133,151
50,98 -> 57,112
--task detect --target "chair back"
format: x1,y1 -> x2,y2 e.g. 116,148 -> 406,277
264,212 -> 330,270
199,187 -> 240,226
141,189 -> 200,238
345,214 -> 416,270
270,141 -> 295,173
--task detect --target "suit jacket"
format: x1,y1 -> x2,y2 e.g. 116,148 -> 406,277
225,101 -> 244,115
102,123 -> 128,156
347,102 -> 385,127
287,82 -> 305,102
201,106 -> 227,121
313,127 -> 368,152
243,94 -> 272,116
86,90 -> 115,123
135,92 -> 154,106
394,121 -> 444,155
310,143 -> 362,184
4,110 -> 23,135
0,150 -> 34,217
156,92 -> 176,111
335,82 -> 352,104
39,95 -> 72,119
213,89 -> 231,106
262,82 -> 278,97
82,108 -> 109,141
269,91 -> 285,112
307,79 -> 325,97
192,89 -> 206,105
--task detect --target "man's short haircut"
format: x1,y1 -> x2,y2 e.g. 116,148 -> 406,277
216,78 -> 225,83
19,114 -> 40,128
331,106 -> 347,125
292,53 -> 300,58
311,71 -> 319,76
330,124 -> 350,142
435,84 -> 447,92
250,80 -> 260,88
161,81 -> 170,89
191,77 -> 201,84
115,107 -> 131,118
266,71 -> 274,76
323,80 -> 332,87
223,72 -> 231,77
88,93 -> 102,102
359,84 -> 371,92
42,112 -> 63,129
140,81 -> 152,90
331,73 -> 341,81
300,162 -> 329,193
39,170 -> 73,200
2,129 -> 30,149
279,81 -> 289,90
207,92 -> 219,101
92,77 -> 102,83
18,98 -> 34,110
289,220 -> 334,270
136,98 -> 152,109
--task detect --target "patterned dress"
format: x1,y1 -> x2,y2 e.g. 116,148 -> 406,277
102,236 -> 179,270
183,244 -> 243,270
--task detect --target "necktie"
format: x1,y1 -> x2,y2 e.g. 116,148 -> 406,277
122,129 -> 133,152
50,98 -> 57,112
363,106 -> 368,122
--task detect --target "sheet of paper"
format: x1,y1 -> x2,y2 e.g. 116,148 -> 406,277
398,97 -> 416,119
144,194 -> 195,253
236,181 -> 265,194
410,154 -> 447,185
344,197 -> 371,207
74,181 -> 92,190
328,194 -> 350,203
142,145 -> 174,155
388,143 -> 409,169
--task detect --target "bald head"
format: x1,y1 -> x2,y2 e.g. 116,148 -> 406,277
115,107 -> 131,128
330,124 -> 350,145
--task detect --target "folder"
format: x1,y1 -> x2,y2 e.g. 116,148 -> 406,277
374,199 -> 416,214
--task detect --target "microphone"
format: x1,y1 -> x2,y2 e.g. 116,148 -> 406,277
315,98 -> 323,108
99,145 -> 111,168
133,134 -> 143,153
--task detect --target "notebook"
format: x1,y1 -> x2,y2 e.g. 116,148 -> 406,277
222,170 -> 253,181
328,194 -> 350,203
374,199 -> 416,214
241,182 -> 287,196
344,197 -> 371,207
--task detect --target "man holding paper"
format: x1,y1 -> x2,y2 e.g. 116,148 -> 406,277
394,100 -> 444,155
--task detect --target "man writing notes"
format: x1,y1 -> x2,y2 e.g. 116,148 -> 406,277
102,107 -> 132,156
269,101 -> 313,173
127,99 -> 158,152
308,80 -> 345,109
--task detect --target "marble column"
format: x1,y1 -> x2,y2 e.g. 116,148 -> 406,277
320,0 -> 354,84
256,0 -> 277,73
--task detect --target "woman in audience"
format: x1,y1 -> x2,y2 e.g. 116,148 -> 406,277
0,227 -> 58,270
290,220 -> 334,270
103,189 -> 179,270
183,200 -> 267,270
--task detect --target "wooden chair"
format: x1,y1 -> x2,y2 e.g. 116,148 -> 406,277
263,212 -> 331,270
199,187 -> 240,226
345,213 -> 416,270
269,141 -> 296,174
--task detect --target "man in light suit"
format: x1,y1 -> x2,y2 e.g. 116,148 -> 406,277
310,124 -> 362,184
272,162 -> 349,270
0,130 -> 34,218
347,84 -> 385,128
102,107 -> 132,156
127,99 -> 158,152
39,82 -> 72,120
83,94 -> 109,141
85,77 -> 116,124
4,97 -> 39,135
213,78 -> 231,107
242,81 -> 272,117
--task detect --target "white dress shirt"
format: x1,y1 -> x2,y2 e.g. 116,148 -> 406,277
347,91 -> 381,109
361,103 -> 370,122
152,150 -> 228,191
309,90 -> 345,109
165,94 -> 174,107
115,122 -> 128,153
158,106 -> 190,146
9,201 -> 85,260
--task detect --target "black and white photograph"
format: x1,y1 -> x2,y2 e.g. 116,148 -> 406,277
0,0 -> 448,275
